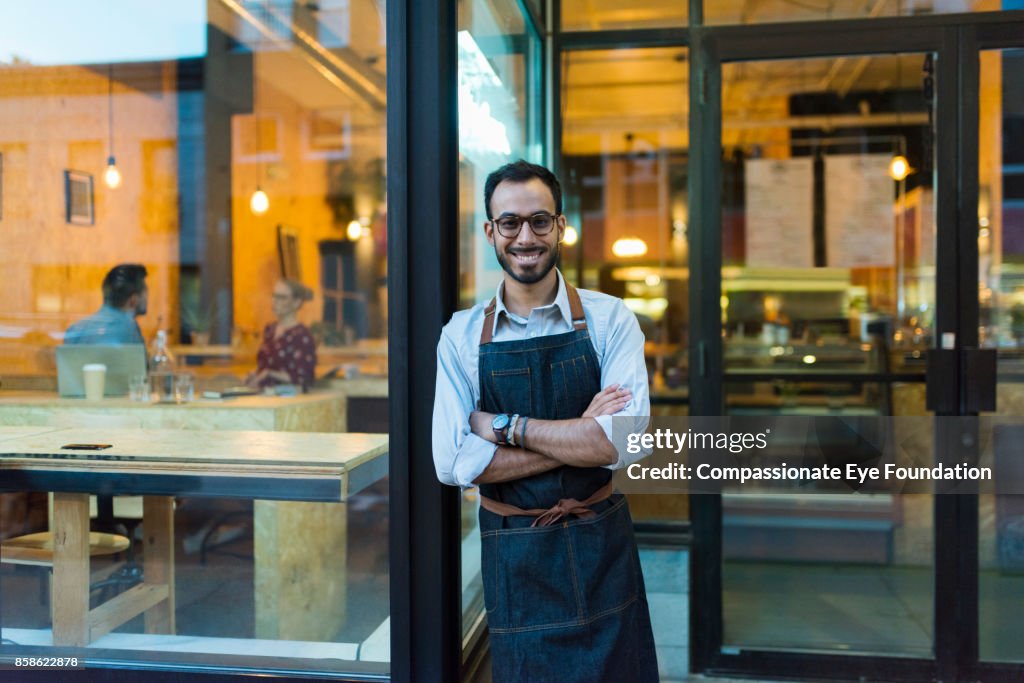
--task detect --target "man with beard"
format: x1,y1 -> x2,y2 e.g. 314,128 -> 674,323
64,264 -> 149,345
432,160 -> 658,682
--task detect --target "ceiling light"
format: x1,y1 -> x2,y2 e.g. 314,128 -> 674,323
611,237 -> 648,259
562,226 -> 579,246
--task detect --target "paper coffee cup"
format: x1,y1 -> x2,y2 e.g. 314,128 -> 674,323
83,363 -> 107,400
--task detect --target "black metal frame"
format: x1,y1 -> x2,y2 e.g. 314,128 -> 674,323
387,1 -> 462,682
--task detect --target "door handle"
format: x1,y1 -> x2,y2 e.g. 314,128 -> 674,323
963,347 -> 996,413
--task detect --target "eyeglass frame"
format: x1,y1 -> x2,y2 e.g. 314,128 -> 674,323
489,211 -> 562,239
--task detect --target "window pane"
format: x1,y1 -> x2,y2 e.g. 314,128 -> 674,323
457,0 -> 540,647
0,0 -> 389,675
562,46 -> 690,681
562,0 -> 686,31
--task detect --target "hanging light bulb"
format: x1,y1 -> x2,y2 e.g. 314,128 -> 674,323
250,186 -> 269,215
104,156 -> 122,189
889,155 -> 911,181
105,64 -> 121,189
562,226 -> 579,246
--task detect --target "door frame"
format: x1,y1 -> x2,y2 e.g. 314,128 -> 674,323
686,11 -> 1024,683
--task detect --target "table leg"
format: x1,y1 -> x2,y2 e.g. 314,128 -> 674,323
254,500 -> 347,640
51,492 -> 90,646
143,496 -> 175,634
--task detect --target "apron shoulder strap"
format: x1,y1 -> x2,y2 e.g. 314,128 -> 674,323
565,284 -> 587,331
480,298 -> 497,346
479,286 -> 587,346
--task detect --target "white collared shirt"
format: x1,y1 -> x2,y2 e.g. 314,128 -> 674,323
432,270 -> 651,488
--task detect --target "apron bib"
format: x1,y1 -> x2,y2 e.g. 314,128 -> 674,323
477,284 -> 658,683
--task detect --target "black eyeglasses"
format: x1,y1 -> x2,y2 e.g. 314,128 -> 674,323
491,211 -> 559,238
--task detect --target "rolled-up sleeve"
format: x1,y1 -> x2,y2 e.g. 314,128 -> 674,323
432,329 -> 497,487
594,301 -> 652,469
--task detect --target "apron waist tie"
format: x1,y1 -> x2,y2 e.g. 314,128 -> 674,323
480,480 -> 615,528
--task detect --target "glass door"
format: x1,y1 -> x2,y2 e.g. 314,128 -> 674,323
719,48 -> 937,656
973,24 -> 1024,676
689,22 -> 959,681
695,15 -> 1024,681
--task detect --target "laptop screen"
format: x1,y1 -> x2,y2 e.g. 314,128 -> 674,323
56,345 -> 148,397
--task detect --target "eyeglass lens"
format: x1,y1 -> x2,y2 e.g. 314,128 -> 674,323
495,213 -> 557,237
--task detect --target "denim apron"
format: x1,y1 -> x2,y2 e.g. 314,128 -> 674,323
477,284 -> 658,683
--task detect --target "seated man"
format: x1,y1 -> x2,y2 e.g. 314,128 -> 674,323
64,264 -> 148,345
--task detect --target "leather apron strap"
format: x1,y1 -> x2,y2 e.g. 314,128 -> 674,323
480,480 -> 614,528
479,282 -> 587,346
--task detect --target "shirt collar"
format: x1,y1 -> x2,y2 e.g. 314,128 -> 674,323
100,303 -> 135,320
491,269 -> 573,335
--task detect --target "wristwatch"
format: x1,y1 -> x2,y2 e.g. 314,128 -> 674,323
491,413 -> 512,445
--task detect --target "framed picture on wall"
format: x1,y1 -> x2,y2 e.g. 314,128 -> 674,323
277,224 -> 301,281
64,170 -> 94,225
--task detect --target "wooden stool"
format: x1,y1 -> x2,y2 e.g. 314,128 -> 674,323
2,531 -> 131,606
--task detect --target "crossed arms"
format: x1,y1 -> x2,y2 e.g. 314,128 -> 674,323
468,384 -> 632,483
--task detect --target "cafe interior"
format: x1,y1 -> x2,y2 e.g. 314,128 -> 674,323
1,1 -> 1024,681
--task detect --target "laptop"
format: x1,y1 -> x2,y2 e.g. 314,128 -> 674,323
56,344 -> 148,398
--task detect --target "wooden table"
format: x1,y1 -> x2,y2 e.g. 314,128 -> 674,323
0,390 -> 346,433
0,426 -> 388,646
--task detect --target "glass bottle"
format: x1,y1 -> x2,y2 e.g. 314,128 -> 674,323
149,329 -> 176,402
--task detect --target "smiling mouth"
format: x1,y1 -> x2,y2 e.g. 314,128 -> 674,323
509,248 -> 544,266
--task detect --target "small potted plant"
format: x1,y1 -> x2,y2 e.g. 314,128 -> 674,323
181,301 -> 219,346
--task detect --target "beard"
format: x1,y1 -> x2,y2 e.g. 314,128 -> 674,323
495,241 -> 560,285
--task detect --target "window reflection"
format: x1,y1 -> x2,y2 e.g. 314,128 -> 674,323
0,0 -> 389,674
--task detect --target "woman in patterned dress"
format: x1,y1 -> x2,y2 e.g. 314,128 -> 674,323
246,279 -> 317,391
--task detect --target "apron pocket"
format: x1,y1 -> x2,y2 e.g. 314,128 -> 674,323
567,496 -> 641,619
549,355 -> 595,420
484,367 -> 533,417
490,525 -> 582,631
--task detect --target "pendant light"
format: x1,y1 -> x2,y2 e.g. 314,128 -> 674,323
103,64 -> 122,189
250,115 -> 270,215
250,186 -> 270,215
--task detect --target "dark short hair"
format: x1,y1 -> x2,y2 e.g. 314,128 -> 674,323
483,160 -> 562,220
102,264 -> 148,308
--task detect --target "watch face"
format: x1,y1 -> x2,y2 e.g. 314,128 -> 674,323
491,414 -> 510,430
